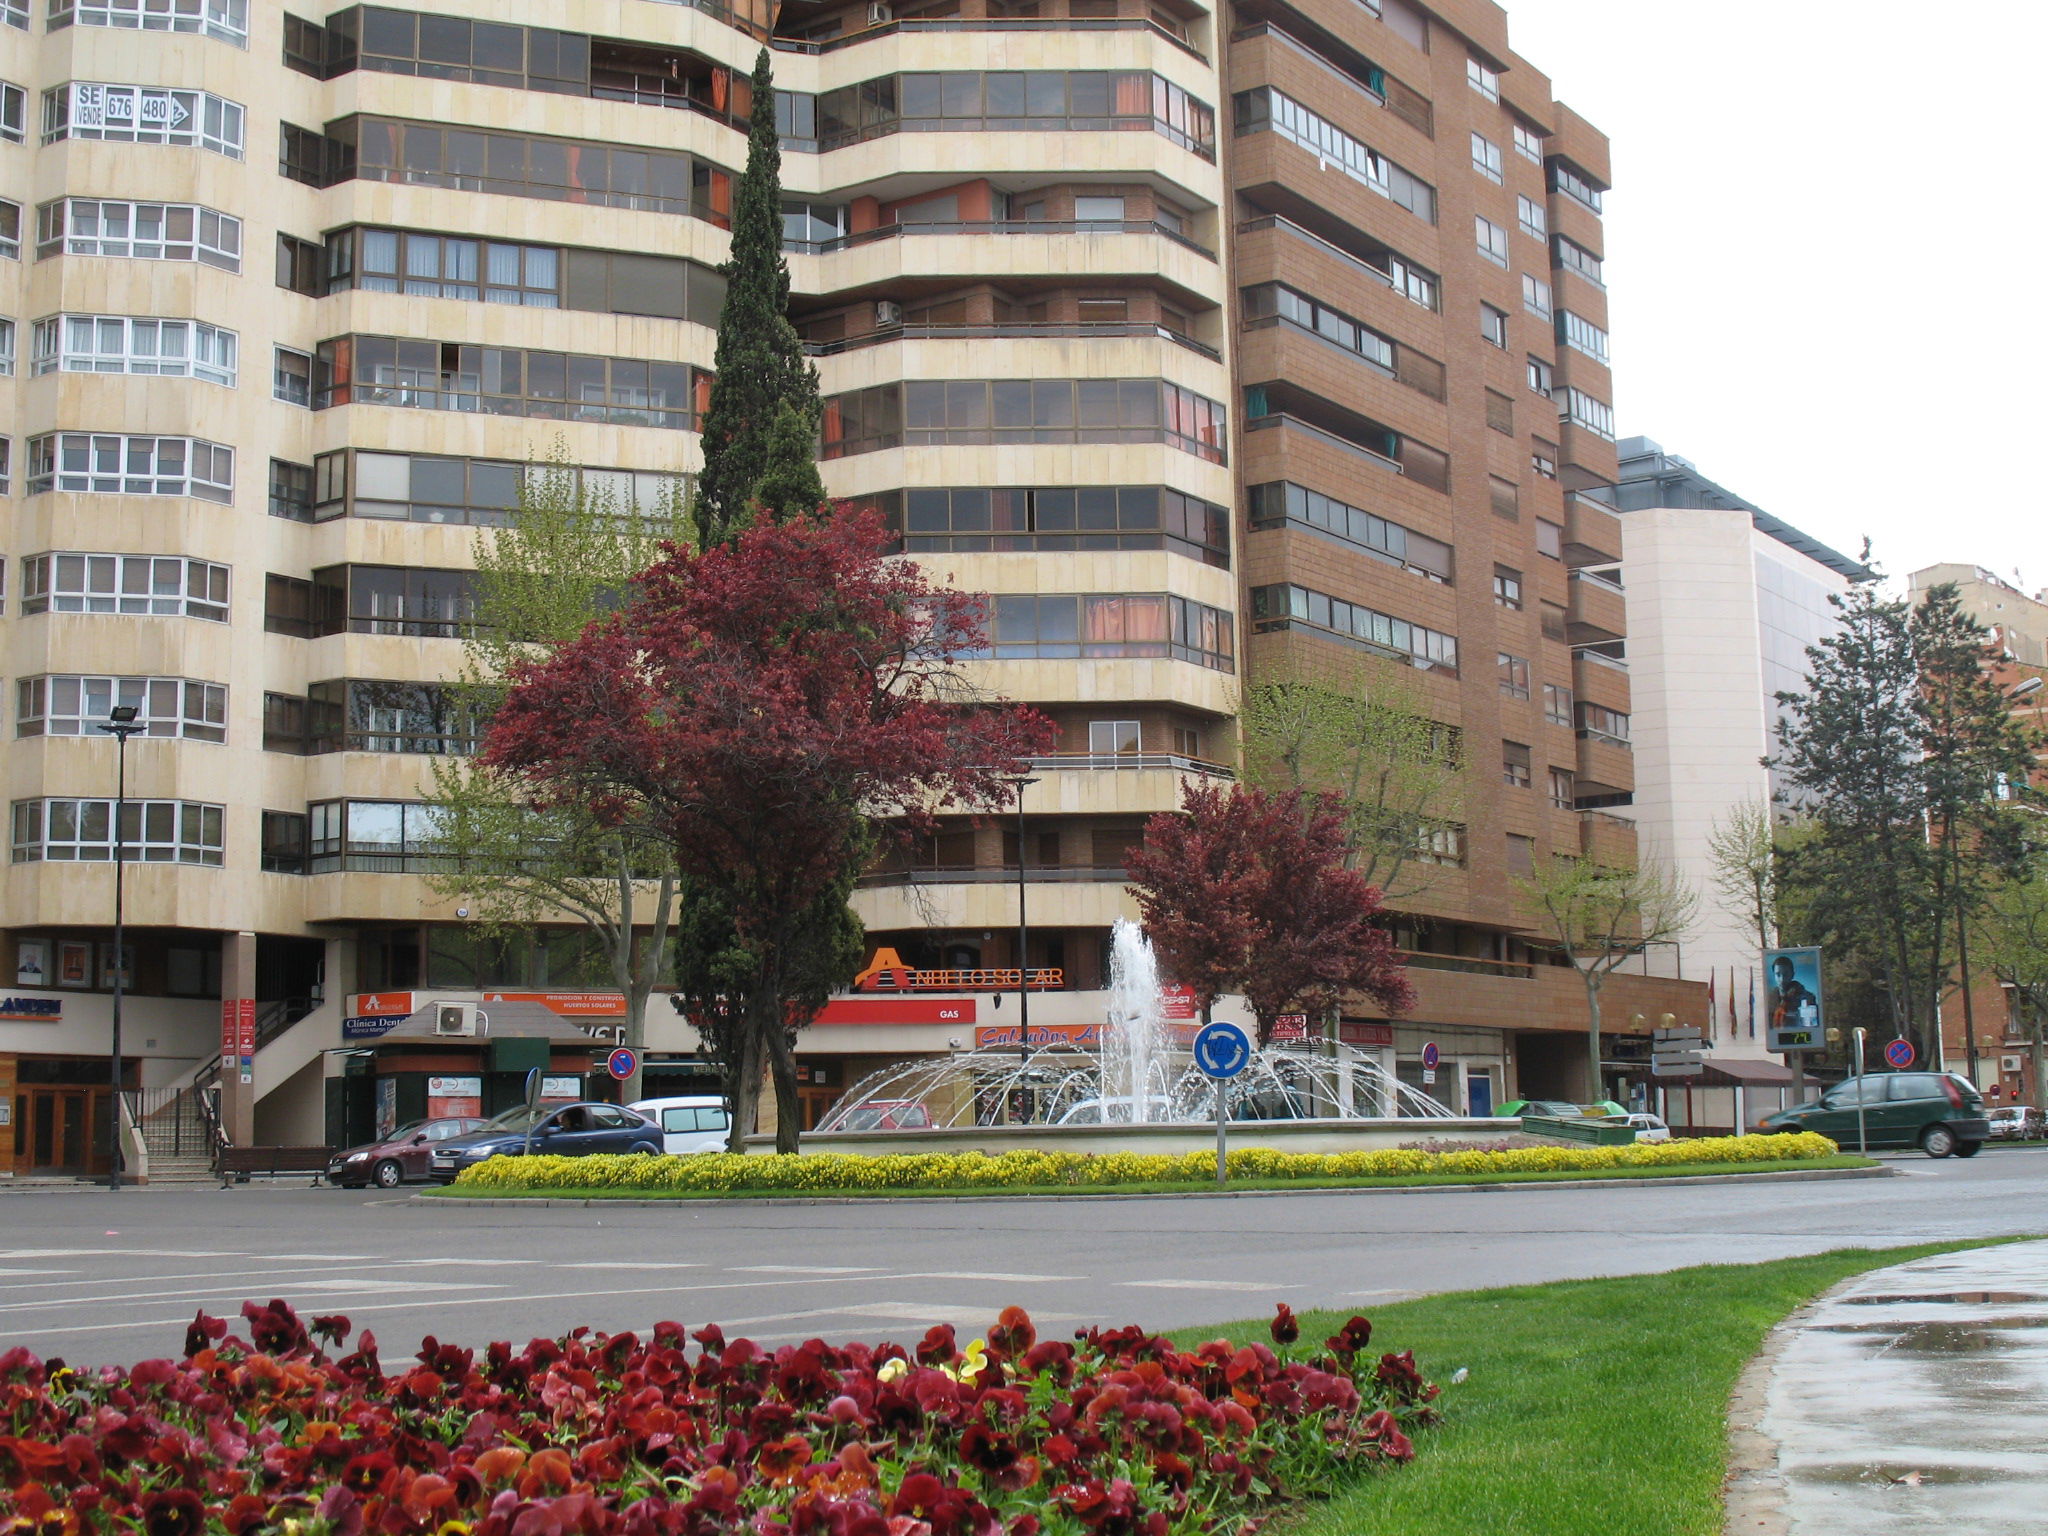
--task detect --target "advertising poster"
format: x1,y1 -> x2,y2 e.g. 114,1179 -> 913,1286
540,1075 -> 582,1101
1764,945 -> 1824,1052
14,940 -> 48,987
427,1075 -> 483,1120
57,942 -> 92,987
374,1076 -> 398,1139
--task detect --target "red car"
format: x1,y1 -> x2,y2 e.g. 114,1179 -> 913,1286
327,1118 -> 487,1188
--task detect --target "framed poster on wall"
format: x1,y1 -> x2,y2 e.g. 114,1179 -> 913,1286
98,944 -> 136,989
14,940 -> 49,987
57,942 -> 92,987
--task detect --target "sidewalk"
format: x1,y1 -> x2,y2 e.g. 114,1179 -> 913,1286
1727,1239 -> 2048,1534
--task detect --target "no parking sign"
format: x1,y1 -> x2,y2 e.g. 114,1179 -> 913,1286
1884,1038 -> 1916,1070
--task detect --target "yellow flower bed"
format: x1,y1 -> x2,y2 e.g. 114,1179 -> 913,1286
450,1131 -> 1841,1194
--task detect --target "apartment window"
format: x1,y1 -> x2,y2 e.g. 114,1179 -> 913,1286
37,199 -> 241,270
1550,161 -> 1605,212
1414,823 -> 1467,868
1498,652 -> 1530,700
1386,254 -> 1439,312
1528,356 -> 1554,395
1250,585 -> 1458,672
1559,310 -> 1610,363
22,553 -> 227,619
1502,741 -> 1531,789
328,228 -> 566,308
1540,601 -> 1567,641
1241,282 -> 1395,373
17,676 -> 226,742
28,433 -> 233,501
277,233 -> 322,295
314,449 -> 682,526
1555,235 -> 1603,286
986,594 -> 1236,671
1578,703 -> 1630,743
43,83 -> 244,157
1233,87 -> 1437,222
270,459 -> 313,521
1475,215 -> 1508,266
279,122 -> 341,185
307,800 -> 447,874
1532,440 -> 1559,480
1544,683 -> 1574,727
1493,566 -> 1523,611
31,315 -> 237,386
1466,55 -> 1499,101
821,71 -> 1218,160
1505,833 -> 1536,877
1490,477 -> 1519,521
1516,194 -> 1546,240
0,319 -> 12,376
308,680 -> 479,756
1481,304 -> 1508,349
1089,720 -> 1142,755
314,335 -> 707,432
1522,274 -> 1552,319
0,3 -> 16,30
11,799 -> 224,865
307,566 -> 477,638
826,379 -> 1227,463
0,438 -> 10,494
1513,121 -> 1543,163
1484,389 -> 1513,435
1563,387 -> 1616,440
261,811 -> 308,874
264,574 -> 317,638
0,82 -> 24,143
1549,767 -> 1575,809
1471,132 -> 1502,183
879,484 -> 1231,568
262,691 -> 308,752
1536,519 -> 1563,560
1247,482 -> 1452,582
274,347 -> 313,406
49,0 -> 247,44
0,199 -> 18,261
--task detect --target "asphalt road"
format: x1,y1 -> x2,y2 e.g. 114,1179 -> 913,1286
4,1151 -> 2045,1366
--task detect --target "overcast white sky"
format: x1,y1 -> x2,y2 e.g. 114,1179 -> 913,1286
1501,0 -> 2044,592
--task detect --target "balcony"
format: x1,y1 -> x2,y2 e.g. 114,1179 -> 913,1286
1577,809 -> 1637,865
787,217 -> 1213,261
1028,752 -> 1234,778
1563,494 -> 1623,566
1243,380 -> 1449,491
1571,648 -> 1631,714
1566,567 -> 1625,645
1575,731 -> 1633,798
802,321 -> 1222,363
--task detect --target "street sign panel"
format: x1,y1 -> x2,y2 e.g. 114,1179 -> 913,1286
1193,1021 -> 1252,1080
1651,1024 -> 1705,1078
606,1046 -> 639,1081
1884,1038 -> 1916,1069
1270,1013 -> 1309,1042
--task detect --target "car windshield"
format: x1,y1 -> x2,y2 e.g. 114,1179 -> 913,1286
476,1105 -> 551,1135
385,1120 -> 425,1140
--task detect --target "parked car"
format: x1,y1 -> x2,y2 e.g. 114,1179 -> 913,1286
328,1117 -> 486,1188
1757,1072 -> 1989,1158
818,1099 -> 934,1133
628,1095 -> 734,1153
427,1101 -> 663,1183
1593,1112 -> 1671,1143
1497,1099 -> 1588,1120
1986,1105 -> 2044,1141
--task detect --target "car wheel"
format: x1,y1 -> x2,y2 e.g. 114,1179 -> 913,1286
1953,1138 -> 1983,1159
372,1159 -> 405,1189
1921,1124 -> 1957,1159
627,1142 -> 660,1155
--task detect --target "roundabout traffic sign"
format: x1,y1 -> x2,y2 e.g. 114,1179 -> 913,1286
607,1046 -> 640,1081
1883,1038 -> 1916,1070
1193,1020 -> 1252,1079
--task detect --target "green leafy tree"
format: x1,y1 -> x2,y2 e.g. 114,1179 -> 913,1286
1706,796 -> 1778,966
693,49 -> 822,548
425,450 -> 690,1103
1976,850 -> 2048,1114
1516,856 -> 1697,1098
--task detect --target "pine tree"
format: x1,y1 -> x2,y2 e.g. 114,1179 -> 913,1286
694,49 -> 821,548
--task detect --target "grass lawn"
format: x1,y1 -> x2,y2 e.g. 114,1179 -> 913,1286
1177,1241 -> 2014,1536
423,1153 -> 1873,1200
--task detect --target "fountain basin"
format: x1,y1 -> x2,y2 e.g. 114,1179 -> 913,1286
761,1117 -> 1509,1158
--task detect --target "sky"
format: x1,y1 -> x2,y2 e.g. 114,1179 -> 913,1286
1500,0 -> 2045,593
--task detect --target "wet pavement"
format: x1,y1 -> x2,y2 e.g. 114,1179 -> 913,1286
1741,1240 -> 2048,1533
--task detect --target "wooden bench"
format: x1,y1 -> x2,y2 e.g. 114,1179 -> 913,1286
218,1145 -> 333,1186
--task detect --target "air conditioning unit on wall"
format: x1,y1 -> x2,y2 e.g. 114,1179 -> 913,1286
874,299 -> 904,327
867,3 -> 893,23
436,1002 -> 478,1036
2002,1055 -> 2025,1073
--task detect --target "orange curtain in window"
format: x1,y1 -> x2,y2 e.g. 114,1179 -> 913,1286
711,68 -> 729,112
709,170 -> 732,220
1086,595 -> 1125,643
1126,595 -> 1168,643
564,145 -> 585,204
692,370 -> 715,419
821,397 -> 845,456
1113,73 -> 1149,116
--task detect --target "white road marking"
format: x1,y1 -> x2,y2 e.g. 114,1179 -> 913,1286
837,1301 -> 1091,1329
264,1254 -> 383,1262
0,1270 -> 507,1314
556,1262 -> 703,1272
0,1261 -> 457,1295
893,1271 -> 1083,1284
1120,1279 -> 1293,1293
728,1265 -> 880,1275
0,1268 -> 79,1277
393,1258 -> 537,1267
0,1248 -> 243,1259
288,1279 -> 499,1294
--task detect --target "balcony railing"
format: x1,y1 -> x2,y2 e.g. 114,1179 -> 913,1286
858,864 -> 1133,888
1573,647 -> 1629,673
1396,948 -> 1537,981
786,217 -> 1214,260
773,16 -> 1207,64
1244,412 -> 1403,476
1570,567 -> 1625,595
803,322 -> 1221,362
1235,214 -> 1394,291
1028,752 -> 1234,777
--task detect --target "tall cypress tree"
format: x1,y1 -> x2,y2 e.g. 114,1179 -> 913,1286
694,49 -> 822,549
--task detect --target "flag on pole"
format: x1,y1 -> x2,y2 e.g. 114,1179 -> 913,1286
1728,966 -> 1739,1039
1707,970 -> 1717,1038
1747,967 -> 1757,1039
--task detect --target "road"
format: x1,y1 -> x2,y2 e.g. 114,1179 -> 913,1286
3,1152 -> 2044,1366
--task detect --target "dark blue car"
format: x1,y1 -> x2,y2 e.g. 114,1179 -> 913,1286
427,1101 -> 662,1183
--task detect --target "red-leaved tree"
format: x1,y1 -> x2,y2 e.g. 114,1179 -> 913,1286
1127,782 -> 1414,1046
482,508 -> 1054,1150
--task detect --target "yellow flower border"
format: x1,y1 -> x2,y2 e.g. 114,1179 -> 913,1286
449,1131 -> 1842,1194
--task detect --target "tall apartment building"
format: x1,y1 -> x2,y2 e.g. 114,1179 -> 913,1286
0,0 -> 1699,1178
1908,564 -> 2048,668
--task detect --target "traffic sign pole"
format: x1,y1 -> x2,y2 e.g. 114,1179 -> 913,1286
1215,1077 -> 1227,1190
1192,1021 -> 1252,1188
1853,1027 -> 1868,1155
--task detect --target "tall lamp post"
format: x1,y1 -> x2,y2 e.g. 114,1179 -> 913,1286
1958,673 -> 2045,1088
1005,774 -> 1040,1103
97,703 -> 144,1192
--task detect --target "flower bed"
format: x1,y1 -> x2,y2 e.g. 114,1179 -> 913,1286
0,1300 -> 1435,1535
451,1132 -> 1841,1195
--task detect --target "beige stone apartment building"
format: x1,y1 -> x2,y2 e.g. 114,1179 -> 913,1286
0,0 -> 1698,1176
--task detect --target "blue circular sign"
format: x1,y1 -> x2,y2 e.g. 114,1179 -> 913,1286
1884,1038 -> 1916,1070
607,1046 -> 640,1081
1193,1021 -> 1253,1080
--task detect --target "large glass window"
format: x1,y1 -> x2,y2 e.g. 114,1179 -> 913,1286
36,199 -> 241,269
17,676 -> 226,741
1240,282 -> 1395,373
1563,387 -> 1615,440
321,226 -> 727,321
1250,585 -> 1458,671
32,315 -> 236,385
313,335 -> 707,431
49,0 -> 247,44
307,800 -> 447,873
824,379 -> 1225,462
875,484 -> 1229,567
1577,702 -> 1630,743
1558,310 -> 1610,363
312,449 -> 683,525
11,798 -> 224,864
270,566 -> 476,638
1554,235 -> 1603,287
0,199 -> 18,260
42,82 -> 243,157
27,433 -> 233,501
1550,161 -> 1605,212
982,594 -> 1233,671
1232,88 -> 1435,222
21,553 -> 229,619
307,680 -> 479,755
1246,482 -> 1451,582
816,71 -> 1215,158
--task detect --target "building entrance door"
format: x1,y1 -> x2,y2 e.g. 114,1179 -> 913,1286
24,1088 -> 95,1174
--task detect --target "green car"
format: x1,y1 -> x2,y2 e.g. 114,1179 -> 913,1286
1758,1071 -> 1989,1158
1495,1099 -> 1626,1120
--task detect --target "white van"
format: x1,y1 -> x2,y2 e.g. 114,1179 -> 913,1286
627,1095 -> 732,1154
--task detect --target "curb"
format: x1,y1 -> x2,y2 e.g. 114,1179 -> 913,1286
415,1162 -> 1896,1210
1721,1273 -> 1864,1536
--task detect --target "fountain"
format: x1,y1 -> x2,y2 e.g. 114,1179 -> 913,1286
815,920 -> 1456,1133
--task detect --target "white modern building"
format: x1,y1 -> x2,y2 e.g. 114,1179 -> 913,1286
1612,437 -> 1870,1060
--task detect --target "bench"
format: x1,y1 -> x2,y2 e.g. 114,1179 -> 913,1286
218,1145 -> 333,1186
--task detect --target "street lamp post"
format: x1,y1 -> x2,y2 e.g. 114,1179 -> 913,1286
1005,774 -> 1040,1111
97,703 -> 144,1192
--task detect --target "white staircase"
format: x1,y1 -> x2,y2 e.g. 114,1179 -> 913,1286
136,1089 -> 219,1186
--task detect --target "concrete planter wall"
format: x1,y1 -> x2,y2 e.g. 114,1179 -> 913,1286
749,1117 -> 1511,1157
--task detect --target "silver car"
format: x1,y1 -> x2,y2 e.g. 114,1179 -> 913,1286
1986,1105 -> 2044,1140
